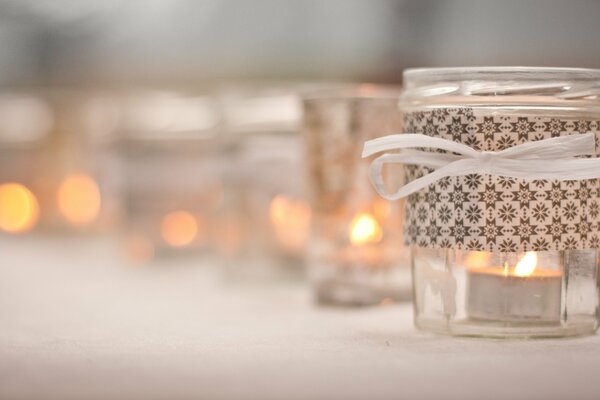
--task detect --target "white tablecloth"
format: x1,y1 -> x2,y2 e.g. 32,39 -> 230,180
1,237 -> 599,400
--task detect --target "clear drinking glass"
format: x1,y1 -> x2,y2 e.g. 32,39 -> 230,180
401,67 -> 600,337
303,86 -> 412,306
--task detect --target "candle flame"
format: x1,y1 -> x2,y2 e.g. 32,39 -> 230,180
160,211 -> 198,247
514,251 -> 538,277
349,212 -> 383,245
57,174 -> 101,227
0,183 -> 39,233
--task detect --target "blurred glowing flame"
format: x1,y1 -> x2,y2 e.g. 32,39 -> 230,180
57,174 -> 101,227
349,212 -> 383,246
269,195 -> 311,253
0,183 -> 39,233
464,251 -> 491,269
161,211 -> 198,247
514,251 -> 538,277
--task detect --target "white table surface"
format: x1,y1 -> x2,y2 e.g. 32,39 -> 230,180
1,236 -> 599,400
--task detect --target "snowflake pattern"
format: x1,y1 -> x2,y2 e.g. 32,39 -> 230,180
402,108 -> 600,252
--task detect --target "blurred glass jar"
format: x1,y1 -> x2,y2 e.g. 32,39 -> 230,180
302,86 -> 411,306
0,92 -> 53,235
0,91 -> 119,236
217,87 -> 310,281
118,91 -> 221,264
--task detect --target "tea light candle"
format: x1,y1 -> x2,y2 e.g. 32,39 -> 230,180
332,212 -> 385,267
317,212 -> 385,267
466,252 -> 562,322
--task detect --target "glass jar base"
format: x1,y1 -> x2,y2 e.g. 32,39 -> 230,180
315,279 -> 411,307
415,316 -> 599,339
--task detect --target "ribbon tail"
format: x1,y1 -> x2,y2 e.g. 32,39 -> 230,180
489,157 -> 600,181
369,156 -> 480,200
362,133 -> 480,158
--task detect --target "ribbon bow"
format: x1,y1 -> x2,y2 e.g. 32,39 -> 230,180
362,132 -> 600,201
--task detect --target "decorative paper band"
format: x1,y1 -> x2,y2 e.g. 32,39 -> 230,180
403,107 -> 600,252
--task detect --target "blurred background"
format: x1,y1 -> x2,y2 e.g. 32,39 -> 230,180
2,0 -> 600,87
1,1 -> 600,397
1,0 -> 599,277
1,0 -> 600,290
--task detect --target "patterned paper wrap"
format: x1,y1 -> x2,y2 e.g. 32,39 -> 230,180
403,107 -> 600,252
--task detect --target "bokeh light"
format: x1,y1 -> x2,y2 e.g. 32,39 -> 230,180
57,174 -> 101,227
0,183 -> 40,234
349,212 -> 383,246
160,211 -> 198,247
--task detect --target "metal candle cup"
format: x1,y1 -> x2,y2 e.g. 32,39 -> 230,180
467,260 -> 562,322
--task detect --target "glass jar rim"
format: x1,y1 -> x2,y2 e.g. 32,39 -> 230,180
301,84 -> 401,102
404,67 -> 600,87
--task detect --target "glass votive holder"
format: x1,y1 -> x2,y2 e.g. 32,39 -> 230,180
218,87 -> 309,281
376,67 -> 600,337
0,91 -> 118,236
0,92 -> 54,235
117,91 -> 221,264
302,86 -> 411,306
46,92 -> 121,233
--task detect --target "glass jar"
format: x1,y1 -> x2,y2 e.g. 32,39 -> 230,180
49,92 -> 120,234
0,92 -> 54,235
0,91 -> 119,236
118,91 -> 221,264
399,67 -> 600,337
303,86 -> 412,306
217,87 -> 308,281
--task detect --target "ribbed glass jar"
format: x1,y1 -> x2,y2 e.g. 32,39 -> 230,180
401,67 -> 600,338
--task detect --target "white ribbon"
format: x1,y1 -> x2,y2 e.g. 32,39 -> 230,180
362,132 -> 600,201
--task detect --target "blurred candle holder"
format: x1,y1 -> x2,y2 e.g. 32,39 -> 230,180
0,92 -> 52,235
118,91 -> 221,264
0,91 -> 118,236
218,87 -> 309,281
49,92 -> 120,233
302,86 -> 411,306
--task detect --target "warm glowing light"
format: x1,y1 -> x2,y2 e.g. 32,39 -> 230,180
349,212 -> 383,245
161,211 -> 198,247
514,251 -> 538,277
0,183 -> 39,233
57,174 -> 101,227
464,251 -> 491,269
269,195 -> 312,253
